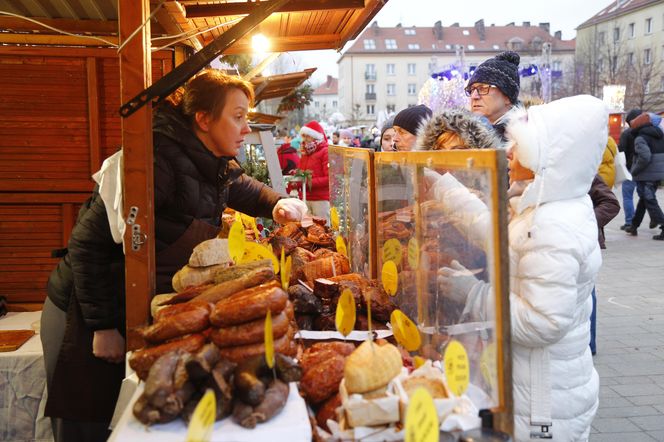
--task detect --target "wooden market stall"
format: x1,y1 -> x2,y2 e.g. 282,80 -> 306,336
0,0 -> 388,344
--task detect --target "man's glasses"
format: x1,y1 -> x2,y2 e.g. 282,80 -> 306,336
464,84 -> 497,97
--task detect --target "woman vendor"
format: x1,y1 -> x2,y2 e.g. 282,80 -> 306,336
40,70 -> 307,442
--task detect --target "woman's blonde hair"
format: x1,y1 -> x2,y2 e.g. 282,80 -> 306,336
165,69 -> 254,122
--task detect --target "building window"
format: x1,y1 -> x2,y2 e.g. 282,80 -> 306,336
387,63 -> 395,75
628,52 -> 634,65
598,31 -> 605,44
552,60 -> 561,71
314,101 -> 319,108
645,48 -> 652,65
366,84 -> 375,94
404,29 -> 416,35
366,104 -> 375,115
385,39 -> 397,49
332,100 -> 337,107
363,39 -> 376,50
387,83 -> 396,96
629,22 -> 635,38
407,83 -> 417,95
599,58 -> 604,70
408,63 -> 416,75
408,43 -> 420,50
613,27 -> 620,42
645,18 -> 652,34
386,104 -> 396,113
365,63 -> 376,80
462,30 -> 470,36
612,55 -> 618,72
407,103 -> 416,108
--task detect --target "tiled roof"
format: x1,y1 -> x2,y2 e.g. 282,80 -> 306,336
313,75 -> 338,95
341,21 -> 575,59
577,0 -> 661,29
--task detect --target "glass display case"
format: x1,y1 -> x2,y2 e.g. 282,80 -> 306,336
373,149 -> 512,433
328,146 -> 376,279
328,147 -> 512,433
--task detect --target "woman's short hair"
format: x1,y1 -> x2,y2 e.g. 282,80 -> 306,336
166,69 -> 254,122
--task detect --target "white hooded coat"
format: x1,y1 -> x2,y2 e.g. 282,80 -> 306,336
427,95 -> 607,440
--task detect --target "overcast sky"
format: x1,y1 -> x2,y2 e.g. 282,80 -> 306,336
288,0 -> 611,83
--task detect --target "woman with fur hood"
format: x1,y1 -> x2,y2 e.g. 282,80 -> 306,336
418,96 -> 605,440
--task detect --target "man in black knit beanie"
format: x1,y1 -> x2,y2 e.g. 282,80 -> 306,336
466,51 -> 521,128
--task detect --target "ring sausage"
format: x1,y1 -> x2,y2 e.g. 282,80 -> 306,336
209,311 -> 289,347
217,333 -> 290,364
210,284 -> 287,327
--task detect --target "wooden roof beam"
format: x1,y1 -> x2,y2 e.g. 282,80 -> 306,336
221,33 -> 342,53
155,1 -> 203,51
0,16 -> 118,34
185,0 -> 365,18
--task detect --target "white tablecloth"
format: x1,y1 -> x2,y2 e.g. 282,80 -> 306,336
0,311 -> 53,442
109,381 -> 312,442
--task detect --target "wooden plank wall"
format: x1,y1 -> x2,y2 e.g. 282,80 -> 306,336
0,47 -> 172,311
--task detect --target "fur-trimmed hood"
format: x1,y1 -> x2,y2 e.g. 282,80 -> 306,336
415,109 -> 503,150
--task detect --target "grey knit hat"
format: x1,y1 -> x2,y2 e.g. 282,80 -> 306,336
467,51 -> 521,104
393,105 -> 433,135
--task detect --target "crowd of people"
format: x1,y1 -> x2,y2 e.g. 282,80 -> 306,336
42,48 -> 664,442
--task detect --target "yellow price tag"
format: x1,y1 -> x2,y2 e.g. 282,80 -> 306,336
265,310 -> 275,369
228,219 -> 246,264
336,235 -> 347,257
242,242 -> 279,273
413,356 -> 426,369
390,309 -> 421,351
280,249 -> 292,291
330,206 -> 340,231
405,388 -> 439,442
382,238 -> 403,268
241,213 -> 261,239
480,342 -> 498,390
381,260 -> 399,296
335,288 -> 356,337
186,389 -> 216,442
444,340 -> 470,396
407,238 -> 420,270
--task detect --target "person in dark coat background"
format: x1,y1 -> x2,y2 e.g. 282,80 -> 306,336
588,174 -> 620,354
40,70 -> 307,442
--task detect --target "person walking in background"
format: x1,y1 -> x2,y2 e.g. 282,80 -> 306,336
392,104 -> 432,151
299,120 -> 331,220
623,109 -> 664,239
618,110 -> 639,230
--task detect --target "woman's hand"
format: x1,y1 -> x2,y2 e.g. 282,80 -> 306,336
272,198 -> 308,224
437,260 -> 480,304
92,329 -> 125,364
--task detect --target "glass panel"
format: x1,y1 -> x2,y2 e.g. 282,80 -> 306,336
328,146 -> 374,278
374,150 -> 507,412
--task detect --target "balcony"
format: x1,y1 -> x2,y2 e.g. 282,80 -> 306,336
365,72 -> 377,81
365,92 -> 376,100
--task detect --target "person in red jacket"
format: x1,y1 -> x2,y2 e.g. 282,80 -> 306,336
277,139 -> 300,175
298,120 -> 330,221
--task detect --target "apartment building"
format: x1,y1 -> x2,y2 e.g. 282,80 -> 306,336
338,20 -> 575,126
306,75 -> 340,122
576,0 -> 664,110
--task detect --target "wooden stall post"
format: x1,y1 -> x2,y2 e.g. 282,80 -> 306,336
119,0 -> 155,350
